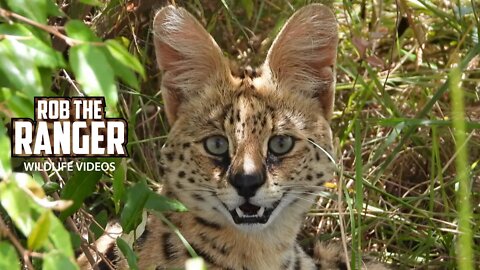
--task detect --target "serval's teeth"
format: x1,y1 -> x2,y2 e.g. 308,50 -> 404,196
257,207 -> 265,217
235,207 -> 244,217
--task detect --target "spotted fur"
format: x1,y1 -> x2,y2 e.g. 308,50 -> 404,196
78,4 -> 388,270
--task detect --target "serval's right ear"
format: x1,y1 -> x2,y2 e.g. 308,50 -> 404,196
264,4 -> 338,121
153,6 -> 230,125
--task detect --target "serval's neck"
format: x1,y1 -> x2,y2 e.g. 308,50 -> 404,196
167,211 -> 302,269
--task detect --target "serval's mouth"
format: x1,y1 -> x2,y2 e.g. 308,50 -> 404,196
229,201 -> 281,224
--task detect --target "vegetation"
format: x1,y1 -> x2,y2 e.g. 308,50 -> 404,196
0,0 -> 479,269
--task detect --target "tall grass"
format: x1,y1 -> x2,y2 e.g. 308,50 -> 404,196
450,67 -> 473,270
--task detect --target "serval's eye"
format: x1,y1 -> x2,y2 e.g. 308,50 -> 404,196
268,135 -> 294,155
204,135 -> 229,156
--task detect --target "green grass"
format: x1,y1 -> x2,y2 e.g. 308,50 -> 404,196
450,67 -> 474,270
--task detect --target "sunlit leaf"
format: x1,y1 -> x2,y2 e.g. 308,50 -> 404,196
104,49 -> 140,90
0,24 -> 65,68
4,0 -> 61,23
14,172 -> 46,199
0,41 -> 43,97
105,40 -> 145,78
42,251 -> 79,270
3,95 -> 35,118
0,174 -> 74,258
47,212 -> 75,257
0,242 -> 20,270
0,118 -> 11,178
69,44 -> 118,111
0,178 -> 37,235
28,210 -> 51,250
65,20 -> 101,42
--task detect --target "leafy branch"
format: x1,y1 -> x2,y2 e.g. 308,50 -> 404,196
0,7 -> 78,46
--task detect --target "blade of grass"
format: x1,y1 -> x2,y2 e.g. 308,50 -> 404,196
352,119 -> 363,269
449,67 -> 473,270
219,0 -> 250,38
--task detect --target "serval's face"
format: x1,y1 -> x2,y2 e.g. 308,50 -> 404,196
153,5 -> 338,231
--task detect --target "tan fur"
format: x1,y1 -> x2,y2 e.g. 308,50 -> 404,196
79,4 -> 389,270
313,243 -> 389,270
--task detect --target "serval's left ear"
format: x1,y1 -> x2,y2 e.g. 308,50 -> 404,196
264,4 -> 338,120
153,6 -> 231,125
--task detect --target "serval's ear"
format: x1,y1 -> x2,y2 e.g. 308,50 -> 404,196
264,4 -> 338,120
153,6 -> 230,125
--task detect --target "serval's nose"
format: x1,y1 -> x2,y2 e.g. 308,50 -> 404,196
229,170 -> 265,198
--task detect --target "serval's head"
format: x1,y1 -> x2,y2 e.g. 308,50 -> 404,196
153,4 -> 338,233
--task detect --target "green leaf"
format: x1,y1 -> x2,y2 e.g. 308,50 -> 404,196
103,49 -> 140,90
145,192 -> 188,213
0,178 -> 37,236
69,44 -> 118,111
120,180 -> 187,233
105,40 -> 145,78
120,182 -> 150,233
0,40 -> 43,97
42,251 -> 79,270
0,24 -> 65,68
0,118 -> 11,178
4,0 -> 61,23
0,175 -> 75,258
116,238 -> 139,270
45,0 -> 63,17
59,166 -> 103,220
47,212 -> 75,257
65,20 -> 101,42
28,210 -> 51,250
0,242 -> 20,270
6,0 -> 48,23
2,95 -> 35,118
0,24 -> 62,98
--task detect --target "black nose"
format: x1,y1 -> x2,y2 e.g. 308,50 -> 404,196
229,171 -> 265,198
